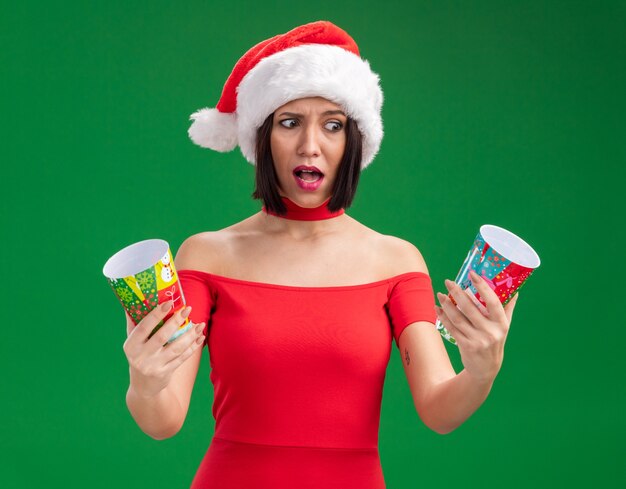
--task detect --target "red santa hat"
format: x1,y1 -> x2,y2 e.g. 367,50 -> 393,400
188,20 -> 384,170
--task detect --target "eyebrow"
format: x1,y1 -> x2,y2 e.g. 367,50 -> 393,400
277,110 -> 346,117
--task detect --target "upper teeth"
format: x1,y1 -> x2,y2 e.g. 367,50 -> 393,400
300,170 -> 314,173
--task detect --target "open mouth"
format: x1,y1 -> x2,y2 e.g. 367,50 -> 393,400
294,169 -> 324,182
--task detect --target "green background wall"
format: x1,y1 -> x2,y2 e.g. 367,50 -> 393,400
3,1 -> 623,487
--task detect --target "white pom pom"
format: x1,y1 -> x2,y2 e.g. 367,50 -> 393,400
188,108 -> 238,152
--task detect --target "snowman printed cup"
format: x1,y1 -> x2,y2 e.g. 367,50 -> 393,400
103,239 -> 192,344
436,225 -> 541,345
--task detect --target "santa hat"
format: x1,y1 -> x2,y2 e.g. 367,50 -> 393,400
188,20 -> 384,170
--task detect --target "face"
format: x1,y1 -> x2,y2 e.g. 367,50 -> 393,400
270,96 -> 347,206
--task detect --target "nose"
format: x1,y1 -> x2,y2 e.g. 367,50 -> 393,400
297,124 -> 321,157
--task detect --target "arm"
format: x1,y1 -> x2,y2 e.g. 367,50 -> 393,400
124,234 -> 215,440
398,317 -> 496,436
126,383 -> 185,441
419,368 -> 494,435
397,322 -> 462,435
395,241 -> 518,435
391,237 -> 495,434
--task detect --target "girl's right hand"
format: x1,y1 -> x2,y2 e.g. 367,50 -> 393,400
122,301 -> 206,399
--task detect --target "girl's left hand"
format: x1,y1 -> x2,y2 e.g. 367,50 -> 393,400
435,269 -> 519,384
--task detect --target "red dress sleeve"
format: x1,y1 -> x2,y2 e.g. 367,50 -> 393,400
386,273 -> 437,348
178,270 -> 215,342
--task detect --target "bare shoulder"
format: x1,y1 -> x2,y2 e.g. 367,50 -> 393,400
346,218 -> 430,277
174,230 -> 232,275
377,234 -> 430,276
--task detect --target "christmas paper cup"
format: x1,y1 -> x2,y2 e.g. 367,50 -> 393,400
436,225 -> 540,345
103,239 -> 192,344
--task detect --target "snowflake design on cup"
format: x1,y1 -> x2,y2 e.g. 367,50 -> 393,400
135,270 -> 156,291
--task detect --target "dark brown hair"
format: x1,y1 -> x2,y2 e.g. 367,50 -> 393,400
251,112 -> 363,215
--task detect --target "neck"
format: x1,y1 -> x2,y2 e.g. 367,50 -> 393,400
260,196 -> 347,239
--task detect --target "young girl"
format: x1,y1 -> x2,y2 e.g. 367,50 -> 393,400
123,20 -> 518,488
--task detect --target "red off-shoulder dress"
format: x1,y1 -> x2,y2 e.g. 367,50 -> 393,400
177,269 -> 437,488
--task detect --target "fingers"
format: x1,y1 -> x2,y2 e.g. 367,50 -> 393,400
468,270 -> 507,322
125,311 -> 135,336
435,302 -> 468,344
129,301 -> 177,343
438,272 -> 518,347
503,292 -> 519,323
147,305 -> 194,350
163,322 -> 206,368
436,291 -> 472,341
441,278 -> 487,329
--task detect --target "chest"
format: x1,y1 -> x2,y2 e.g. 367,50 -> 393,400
208,282 -> 394,379
221,233 -> 389,287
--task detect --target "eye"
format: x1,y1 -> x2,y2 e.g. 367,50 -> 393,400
279,119 -> 298,128
325,121 -> 343,131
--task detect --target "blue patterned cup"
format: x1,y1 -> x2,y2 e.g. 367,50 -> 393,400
437,225 -> 540,345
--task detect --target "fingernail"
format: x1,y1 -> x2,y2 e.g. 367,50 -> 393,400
182,306 -> 192,318
161,301 -> 173,312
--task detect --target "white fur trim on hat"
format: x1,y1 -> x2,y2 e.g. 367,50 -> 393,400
236,44 -> 384,169
188,108 -> 238,152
